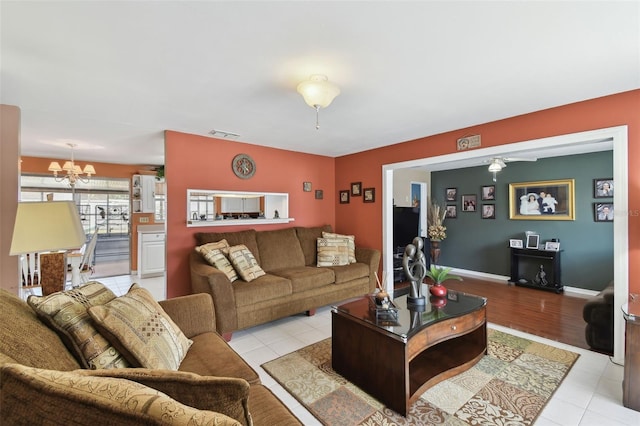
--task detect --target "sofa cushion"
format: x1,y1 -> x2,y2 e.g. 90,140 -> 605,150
27,281 -> 129,370
88,284 -> 193,370
0,289 -> 81,371
0,364 -> 240,426
331,262 -> 371,284
271,266 -> 335,293
196,229 -> 261,265
233,274 -> 292,308
228,245 -> 266,282
248,384 -> 302,426
79,368 -> 252,426
295,225 -> 332,266
256,228 -> 306,271
195,242 -> 238,282
178,332 -> 261,385
323,231 -> 356,263
317,237 -> 350,266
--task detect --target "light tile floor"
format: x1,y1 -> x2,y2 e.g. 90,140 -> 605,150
97,274 -> 639,426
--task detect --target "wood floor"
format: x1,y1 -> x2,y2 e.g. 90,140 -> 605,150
395,275 -> 591,350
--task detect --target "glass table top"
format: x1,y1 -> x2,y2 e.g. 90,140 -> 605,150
333,284 -> 487,341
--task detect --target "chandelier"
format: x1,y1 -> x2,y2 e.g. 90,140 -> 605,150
47,143 -> 96,188
296,74 -> 340,130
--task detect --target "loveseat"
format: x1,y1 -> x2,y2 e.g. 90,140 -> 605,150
583,280 -> 614,354
0,284 -> 301,425
190,225 -> 381,338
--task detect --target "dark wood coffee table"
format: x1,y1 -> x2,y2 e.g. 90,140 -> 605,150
331,286 -> 487,416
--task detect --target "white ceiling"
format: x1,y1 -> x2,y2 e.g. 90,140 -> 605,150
2,1 -> 638,166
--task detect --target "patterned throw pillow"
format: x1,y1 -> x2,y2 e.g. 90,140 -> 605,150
227,245 -> 266,282
88,284 -> 193,370
317,237 -> 350,267
27,281 -> 129,370
323,231 -> 356,263
195,241 -> 238,282
0,364 -> 240,426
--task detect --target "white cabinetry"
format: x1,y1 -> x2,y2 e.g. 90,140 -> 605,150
132,175 -> 156,213
138,231 -> 165,278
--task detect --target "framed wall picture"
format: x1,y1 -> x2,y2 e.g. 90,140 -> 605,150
593,178 -> 613,198
594,202 -> 613,222
461,194 -> 477,212
351,182 -> 362,196
363,187 -> 375,203
481,185 -> 495,200
339,190 -> 350,204
445,205 -> 457,219
315,189 -> 323,200
508,179 -> 575,220
303,181 -> 312,192
509,239 -> 523,248
481,204 -> 495,219
526,234 -> 540,249
445,187 -> 457,201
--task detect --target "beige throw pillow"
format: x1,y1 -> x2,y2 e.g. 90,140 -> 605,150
317,237 -> 350,267
323,231 -> 356,263
0,364 -> 240,425
27,281 -> 129,370
227,245 -> 266,282
88,284 -> 193,370
195,240 -> 238,282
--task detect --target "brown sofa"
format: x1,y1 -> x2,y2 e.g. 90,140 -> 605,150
190,225 -> 381,338
0,288 -> 301,425
583,280 -> 614,354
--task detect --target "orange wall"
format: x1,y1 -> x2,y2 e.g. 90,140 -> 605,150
334,89 -> 640,294
20,156 -> 161,271
165,131 -> 336,297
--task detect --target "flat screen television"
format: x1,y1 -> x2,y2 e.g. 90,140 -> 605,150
393,206 -> 420,251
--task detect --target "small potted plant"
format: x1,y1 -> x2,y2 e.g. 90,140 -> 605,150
425,265 -> 462,297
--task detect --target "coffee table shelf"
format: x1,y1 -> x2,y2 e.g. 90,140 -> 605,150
332,288 -> 487,417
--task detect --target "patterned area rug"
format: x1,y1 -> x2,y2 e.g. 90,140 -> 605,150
262,329 -> 579,425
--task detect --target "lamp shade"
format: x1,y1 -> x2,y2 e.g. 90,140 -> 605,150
10,201 -> 86,255
488,162 -> 502,173
296,74 -> 340,108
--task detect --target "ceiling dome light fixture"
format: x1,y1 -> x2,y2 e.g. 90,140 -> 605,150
488,158 -> 505,182
296,74 -> 340,130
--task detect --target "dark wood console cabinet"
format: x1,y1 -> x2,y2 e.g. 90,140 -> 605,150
509,248 -> 563,293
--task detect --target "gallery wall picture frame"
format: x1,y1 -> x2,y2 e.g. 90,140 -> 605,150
339,190 -> 350,204
526,234 -> 540,249
303,181 -> 312,192
445,205 -> 457,219
545,241 -> 561,251
481,185 -> 495,200
351,182 -> 362,196
315,190 -> 323,200
481,204 -> 495,219
593,178 -> 614,198
509,239 -> 523,248
445,187 -> 457,201
508,179 -> 575,221
461,194 -> 477,212
363,187 -> 375,203
594,202 -> 614,222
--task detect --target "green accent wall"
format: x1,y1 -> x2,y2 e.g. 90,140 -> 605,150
431,151 -> 613,291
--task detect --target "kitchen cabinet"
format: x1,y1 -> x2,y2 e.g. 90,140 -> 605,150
138,231 -> 165,278
132,174 -> 156,213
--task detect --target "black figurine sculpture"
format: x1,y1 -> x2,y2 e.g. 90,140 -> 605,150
402,236 -> 427,307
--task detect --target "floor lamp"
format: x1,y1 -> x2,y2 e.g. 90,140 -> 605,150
10,201 -> 86,295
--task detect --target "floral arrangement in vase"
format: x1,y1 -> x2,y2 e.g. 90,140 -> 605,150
425,265 -> 462,297
427,199 -> 447,241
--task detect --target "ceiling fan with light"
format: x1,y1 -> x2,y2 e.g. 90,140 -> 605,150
486,156 -> 537,181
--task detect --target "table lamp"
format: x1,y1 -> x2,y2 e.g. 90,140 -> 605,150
10,201 -> 86,295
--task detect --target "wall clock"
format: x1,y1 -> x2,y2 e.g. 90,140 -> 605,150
231,154 -> 256,179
